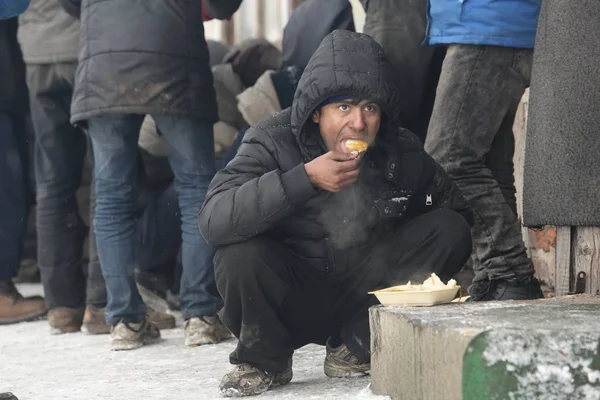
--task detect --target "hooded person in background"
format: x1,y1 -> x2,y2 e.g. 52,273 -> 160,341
60,0 -> 242,351
423,0 -> 544,301
199,30 -> 473,397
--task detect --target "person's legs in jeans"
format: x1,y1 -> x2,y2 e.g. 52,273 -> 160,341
28,63 -> 88,312
424,45 -> 538,299
335,209 -> 472,362
88,114 -> 146,326
152,116 -> 221,320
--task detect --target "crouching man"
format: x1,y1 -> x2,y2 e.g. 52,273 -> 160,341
199,30 -> 473,398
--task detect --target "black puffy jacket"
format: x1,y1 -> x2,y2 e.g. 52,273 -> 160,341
199,30 -> 471,272
63,0 -> 241,124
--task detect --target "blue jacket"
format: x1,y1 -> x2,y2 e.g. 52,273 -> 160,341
0,0 -> 30,19
426,0 -> 541,48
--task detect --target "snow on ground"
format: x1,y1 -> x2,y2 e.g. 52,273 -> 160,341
1,284 -> 389,400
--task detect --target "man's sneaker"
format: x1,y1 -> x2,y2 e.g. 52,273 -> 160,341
83,305 -> 176,335
110,319 -> 161,351
184,315 -> 231,347
219,359 -> 293,397
48,307 -> 84,334
0,280 -> 46,325
324,339 -> 370,378
469,277 -> 545,301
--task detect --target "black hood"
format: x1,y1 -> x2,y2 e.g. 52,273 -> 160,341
291,30 -> 402,161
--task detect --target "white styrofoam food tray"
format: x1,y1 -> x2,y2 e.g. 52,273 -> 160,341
369,286 -> 461,307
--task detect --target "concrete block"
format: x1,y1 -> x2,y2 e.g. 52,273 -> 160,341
370,296 -> 600,400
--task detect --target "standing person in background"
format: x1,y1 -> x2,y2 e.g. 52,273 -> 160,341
423,0 -> 544,301
18,0 -> 88,334
361,0 -> 445,142
19,0 -> 177,334
60,0 -> 242,350
0,17 -> 46,324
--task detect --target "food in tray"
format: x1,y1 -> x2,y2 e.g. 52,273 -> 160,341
378,273 -> 457,292
345,139 -> 368,153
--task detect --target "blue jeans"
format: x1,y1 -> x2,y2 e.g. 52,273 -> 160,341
86,180 -> 182,308
0,112 -> 29,281
88,114 -> 220,325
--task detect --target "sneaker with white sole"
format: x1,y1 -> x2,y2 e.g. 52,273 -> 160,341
184,315 -> 231,347
324,339 -> 370,378
110,319 -> 161,351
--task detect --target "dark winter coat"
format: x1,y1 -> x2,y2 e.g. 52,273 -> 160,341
61,0 -> 241,124
0,18 -> 28,115
523,0 -> 600,226
199,31 -> 472,273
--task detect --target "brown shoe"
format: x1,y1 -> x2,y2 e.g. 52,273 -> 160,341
48,307 -> 85,334
0,280 -> 47,325
82,305 -> 175,335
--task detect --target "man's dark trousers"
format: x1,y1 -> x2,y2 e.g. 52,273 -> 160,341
215,208 -> 472,374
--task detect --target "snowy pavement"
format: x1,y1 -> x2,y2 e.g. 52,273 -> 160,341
1,284 -> 389,400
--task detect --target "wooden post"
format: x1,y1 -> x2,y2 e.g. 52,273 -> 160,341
572,227 -> 600,295
555,227 -> 572,295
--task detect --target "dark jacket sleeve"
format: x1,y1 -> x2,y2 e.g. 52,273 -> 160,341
203,0 -> 243,20
199,126 -> 318,246
57,0 -> 81,18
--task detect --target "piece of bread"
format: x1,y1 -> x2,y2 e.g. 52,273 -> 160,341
345,139 -> 368,152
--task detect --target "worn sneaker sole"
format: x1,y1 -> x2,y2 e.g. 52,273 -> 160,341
324,360 -> 370,378
185,332 -> 232,347
111,336 -> 162,351
0,310 -> 47,325
81,322 -> 111,335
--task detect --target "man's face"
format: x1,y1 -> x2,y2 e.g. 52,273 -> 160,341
311,99 -> 382,153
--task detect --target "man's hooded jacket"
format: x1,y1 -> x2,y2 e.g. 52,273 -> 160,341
199,30 -> 472,273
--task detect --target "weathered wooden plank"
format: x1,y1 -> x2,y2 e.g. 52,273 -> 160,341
572,226 -> 600,295
555,226 -> 572,296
